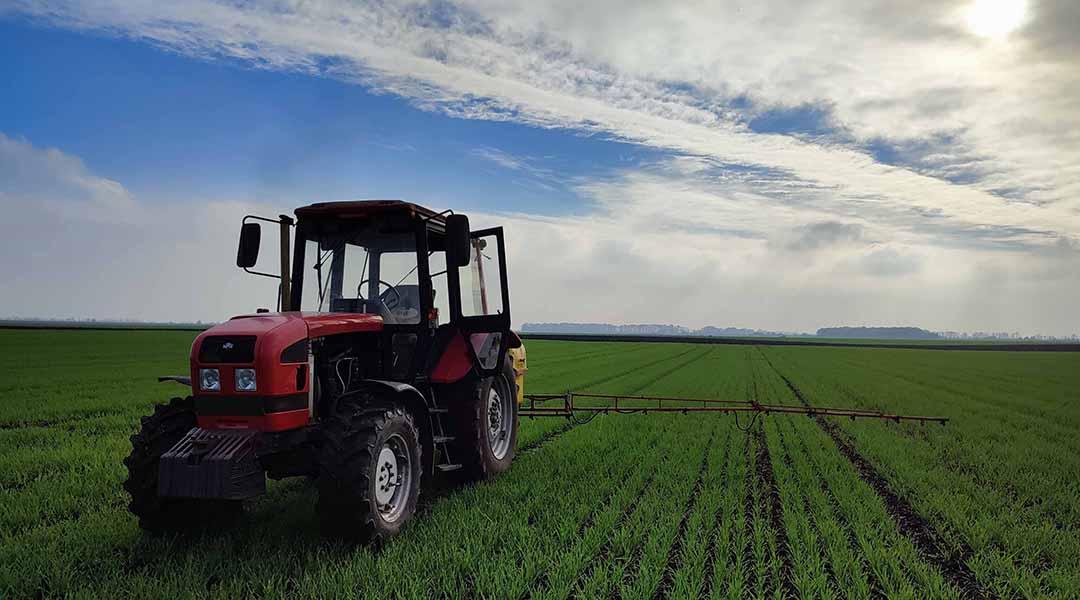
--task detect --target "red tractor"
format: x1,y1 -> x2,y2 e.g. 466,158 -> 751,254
125,201 -> 526,542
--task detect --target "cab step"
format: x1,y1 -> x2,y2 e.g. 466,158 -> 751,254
436,463 -> 463,472
428,407 -> 449,414
433,435 -> 456,444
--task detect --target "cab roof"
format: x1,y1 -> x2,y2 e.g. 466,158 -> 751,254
294,200 -> 444,224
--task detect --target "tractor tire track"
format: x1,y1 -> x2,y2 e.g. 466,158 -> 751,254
754,420 -> 797,600
517,419 -> 579,454
519,347 -> 710,455
759,348 -> 994,600
788,417 -> 887,599
774,418 -> 842,597
568,470 -> 663,600
522,418 -> 681,600
519,471 -> 634,600
745,360 -> 795,599
649,423 -> 718,599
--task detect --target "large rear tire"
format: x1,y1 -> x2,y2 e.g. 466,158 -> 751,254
452,358 -> 518,481
123,397 -> 243,533
317,394 -> 422,543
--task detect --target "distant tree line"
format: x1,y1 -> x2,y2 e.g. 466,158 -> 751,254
521,323 -> 947,340
520,322 -> 803,337
815,326 -> 941,340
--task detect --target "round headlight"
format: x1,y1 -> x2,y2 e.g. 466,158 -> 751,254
235,368 -> 257,392
199,368 -> 220,391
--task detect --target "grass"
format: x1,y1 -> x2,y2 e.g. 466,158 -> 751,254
0,330 -> 1077,598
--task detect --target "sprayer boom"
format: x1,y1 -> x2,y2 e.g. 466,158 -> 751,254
521,392 -> 948,425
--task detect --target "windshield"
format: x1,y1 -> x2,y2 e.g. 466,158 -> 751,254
299,229 -> 422,324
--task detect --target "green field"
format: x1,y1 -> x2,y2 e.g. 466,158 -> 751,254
1,330 -> 1077,599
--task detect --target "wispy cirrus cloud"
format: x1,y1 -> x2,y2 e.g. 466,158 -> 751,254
468,145 -> 562,191
7,0 -> 1079,251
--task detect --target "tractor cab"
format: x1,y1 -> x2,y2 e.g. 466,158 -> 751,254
231,201 -> 516,393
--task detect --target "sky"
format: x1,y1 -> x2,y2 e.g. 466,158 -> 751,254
1,0 -> 1078,335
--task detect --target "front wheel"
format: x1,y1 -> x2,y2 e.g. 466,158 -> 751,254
452,359 -> 519,481
317,395 -> 422,543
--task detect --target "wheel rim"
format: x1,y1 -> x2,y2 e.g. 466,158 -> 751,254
374,433 -> 412,523
487,384 -> 513,460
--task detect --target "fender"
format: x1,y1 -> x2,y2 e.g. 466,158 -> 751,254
345,379 -> 437,476
353,379 -> 432,409
506,330 -> 523,349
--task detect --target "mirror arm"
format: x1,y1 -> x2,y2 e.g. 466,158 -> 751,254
239,214 -> 296,307
242,267 -> 283,279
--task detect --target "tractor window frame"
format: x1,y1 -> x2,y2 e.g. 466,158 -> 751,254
289,219 -> 436,326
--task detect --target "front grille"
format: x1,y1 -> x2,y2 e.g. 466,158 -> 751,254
199,336 -> 256,363
194,393 -> 308,416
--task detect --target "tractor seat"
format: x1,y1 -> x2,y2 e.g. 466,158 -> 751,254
382,285 -> 422,324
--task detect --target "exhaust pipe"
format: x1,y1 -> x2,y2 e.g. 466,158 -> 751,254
278,214 -> 294,311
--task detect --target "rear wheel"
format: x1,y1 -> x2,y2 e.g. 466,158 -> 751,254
317,394 -> 422,543
123,397 -> 242,533
452,358 -> 518,481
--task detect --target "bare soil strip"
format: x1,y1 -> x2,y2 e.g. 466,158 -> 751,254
520,347 -> 711,456
648,425 -> 717,599
517,419 -> 580,454
754,420 -> 797,599
759,351 -> 994,600
774,419 -> 842,595
519,480 -> 628,600
567,472 -> 660,599
787,420 -> 887,599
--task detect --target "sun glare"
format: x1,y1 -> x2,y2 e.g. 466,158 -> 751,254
966,0 -> 1028,38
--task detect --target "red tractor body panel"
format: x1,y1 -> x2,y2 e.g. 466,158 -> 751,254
190,312 -> 384,432
301,312 -> 384,337
430,331 -> 472,383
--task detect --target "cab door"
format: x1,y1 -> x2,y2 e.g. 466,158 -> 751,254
448,227 -> 511,377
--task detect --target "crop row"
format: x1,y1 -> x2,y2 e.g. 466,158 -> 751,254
761,345 -> 1080,597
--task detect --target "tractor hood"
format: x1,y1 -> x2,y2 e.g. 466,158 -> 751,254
189,312 -> 384,429
192,312 -> 383,367
202,312 -> 383,339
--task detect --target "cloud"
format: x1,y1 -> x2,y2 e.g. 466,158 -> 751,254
0,133 -> 137,222
469,146 -> 529,171
1,135 -> 1077,335
0,133 -> 284,322
4,1 -> 1080,334
479,160 -> 1079,334
783,222 -> 868,252
468,146 -> 561,190
858,247 -> 923,277
7,0 -> 1079,249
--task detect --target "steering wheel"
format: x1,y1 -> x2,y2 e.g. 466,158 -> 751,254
357,279 -> 402,310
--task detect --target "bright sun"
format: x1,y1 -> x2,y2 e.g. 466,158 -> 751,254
966,0 -> 1028,38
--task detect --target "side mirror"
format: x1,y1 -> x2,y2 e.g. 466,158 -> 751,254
446,214 -> 471,267
237,223 -> 261,268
